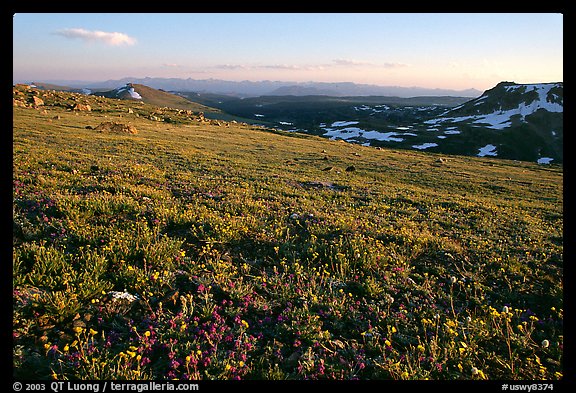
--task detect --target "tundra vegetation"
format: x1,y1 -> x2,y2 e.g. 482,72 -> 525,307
13,86 -> 563,380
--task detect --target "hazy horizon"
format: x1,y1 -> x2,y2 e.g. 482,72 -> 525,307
13,13 -> 563,91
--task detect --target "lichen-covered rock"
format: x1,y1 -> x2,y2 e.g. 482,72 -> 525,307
94,121 -> 138,134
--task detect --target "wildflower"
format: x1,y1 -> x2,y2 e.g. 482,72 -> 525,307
401,371 -> 409,379
241,320 -> 249,329
239,361 -> 245,367
144,331 -> 151,337
502,306 -> 509,314
186,356 -> 191,364
542,339 -> 550,348
417,344 -> 425,353
450,276 -> 457,284
63,345 -> 69,352
466,316 -> 472,324
73,326 -> 84,334
385,340 -> 392,347
471,367 -> 479,375
89,328 -> 98,336
391,326 -> 397,333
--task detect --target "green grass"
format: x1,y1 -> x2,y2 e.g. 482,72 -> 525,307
13,87 -> 563,380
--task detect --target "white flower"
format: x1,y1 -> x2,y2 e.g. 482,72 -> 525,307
450,276 -> 457,284
108,291 -> 138,302
471,367 -> 479,375
466,316 -> 472,324
502,306 -> 509,314
542,339 -> 550,348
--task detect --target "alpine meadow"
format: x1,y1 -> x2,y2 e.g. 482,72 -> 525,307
12,84 -> 563,381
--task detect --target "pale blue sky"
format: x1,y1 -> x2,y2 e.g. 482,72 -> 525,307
13,13 -> 563,91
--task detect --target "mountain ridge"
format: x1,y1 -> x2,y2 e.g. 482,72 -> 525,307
19,77 -> 483,98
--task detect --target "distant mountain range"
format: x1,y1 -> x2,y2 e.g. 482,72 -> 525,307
25,77 -> 482,98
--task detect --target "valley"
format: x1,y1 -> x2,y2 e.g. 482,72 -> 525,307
181,82 -> 562,164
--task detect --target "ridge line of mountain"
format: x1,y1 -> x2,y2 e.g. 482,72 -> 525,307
19,77 -> 484,98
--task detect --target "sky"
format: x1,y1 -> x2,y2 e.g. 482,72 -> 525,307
12,13 -> 563,91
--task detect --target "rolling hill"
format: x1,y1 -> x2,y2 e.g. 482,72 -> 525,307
91,83 -> 220,114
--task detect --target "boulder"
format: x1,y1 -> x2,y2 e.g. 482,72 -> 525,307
71,103 -> 91,111
30,96 -> 44,107
94,121 -> 138,134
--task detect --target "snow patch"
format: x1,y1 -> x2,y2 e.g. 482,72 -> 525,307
332,120 -> 359,127
537,157 -> 554,164
322,126 -> 412,143
477,144 -> 498,157
117,85 -> 142,99
127,87 -> 142,99
412,143 -> 438,150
